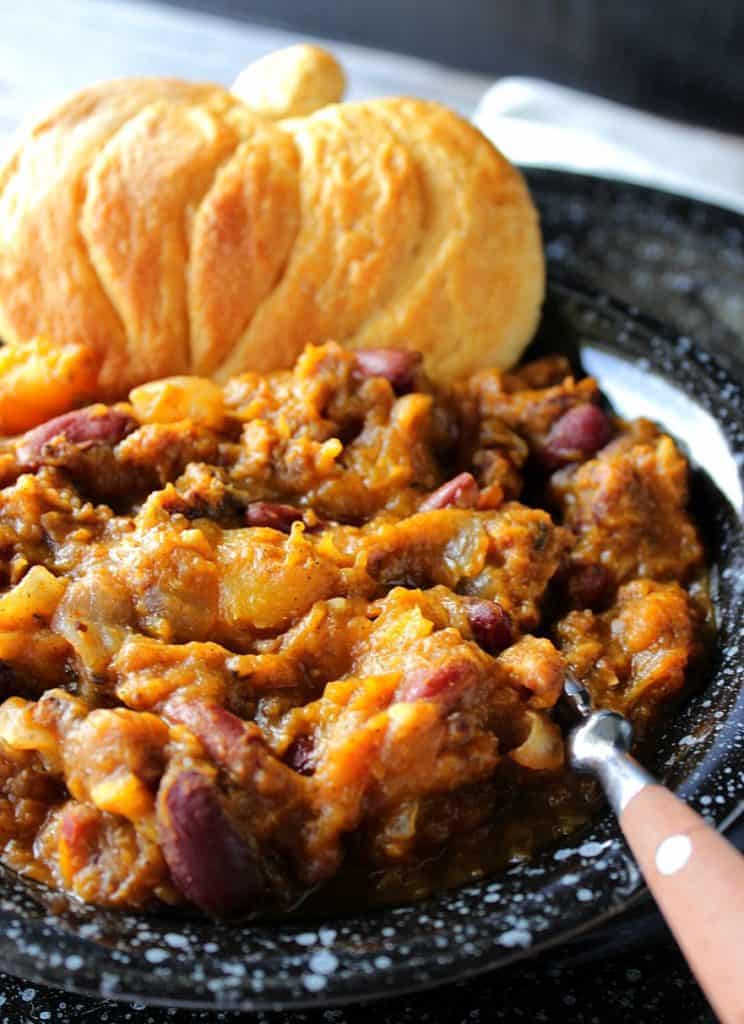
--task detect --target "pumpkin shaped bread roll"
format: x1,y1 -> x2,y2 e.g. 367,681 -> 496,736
0,45 -> 544,427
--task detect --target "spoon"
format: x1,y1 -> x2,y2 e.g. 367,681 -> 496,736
565,671 -> 744,1024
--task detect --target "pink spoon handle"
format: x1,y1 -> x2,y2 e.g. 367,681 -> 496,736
621,784 -> 744,1024
570,709 -> 744,1024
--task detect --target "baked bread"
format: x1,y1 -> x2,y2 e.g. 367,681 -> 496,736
0,44 -> 544,426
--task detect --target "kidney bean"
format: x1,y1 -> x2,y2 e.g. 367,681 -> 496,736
419,472 -> 480,511
18,407 -> 137,466
245,502 -> 304,532
157,769 -> 265,916
164,700 -> 251,769
462,598 -> 514,654
398,660 -> 475,705
354,348 -> 422,393
542,404 -> 612,468
567,562 -> 613,609
284,735 -> 316,776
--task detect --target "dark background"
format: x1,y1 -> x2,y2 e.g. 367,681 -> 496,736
152,0 -> 744,133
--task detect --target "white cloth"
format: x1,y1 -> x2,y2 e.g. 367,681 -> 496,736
475,78 -> 744,214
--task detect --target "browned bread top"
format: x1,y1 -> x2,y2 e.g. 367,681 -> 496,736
0,45 -> 544,416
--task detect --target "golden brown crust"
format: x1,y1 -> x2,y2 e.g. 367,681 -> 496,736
0,79 -> 220,399
343,98 -> 544,380
216,102 -> 427,379
0,47 -> 544,419
189,120 -> 302,376
81,93 -> 269,388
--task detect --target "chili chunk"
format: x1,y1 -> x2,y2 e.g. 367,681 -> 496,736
0,344 -> 707,915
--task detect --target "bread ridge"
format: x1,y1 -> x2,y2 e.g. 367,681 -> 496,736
80,90 -> 273,385
0,78 -> 226,395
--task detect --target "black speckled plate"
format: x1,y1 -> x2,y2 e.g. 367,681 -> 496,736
0,274 -> 742,1011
